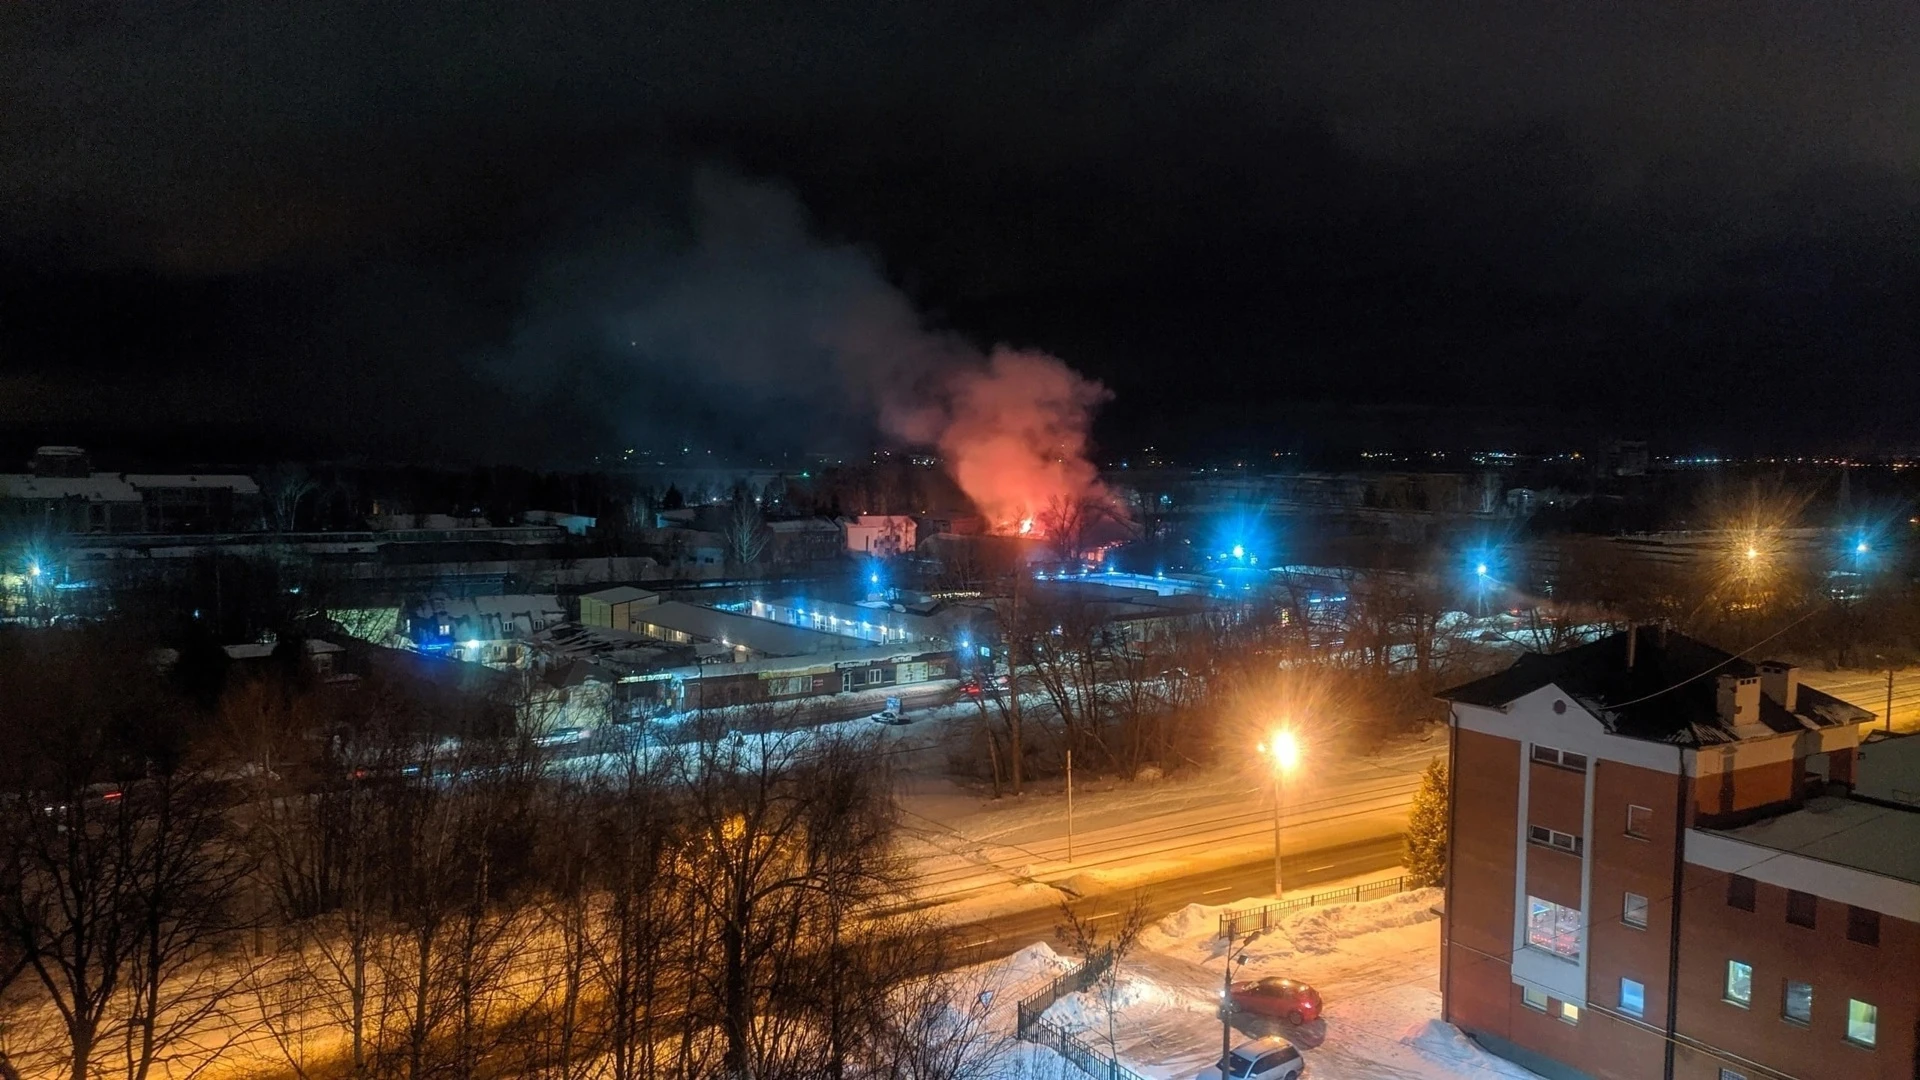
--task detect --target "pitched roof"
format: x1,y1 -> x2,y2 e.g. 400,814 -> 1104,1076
1440,626 -> 1872,746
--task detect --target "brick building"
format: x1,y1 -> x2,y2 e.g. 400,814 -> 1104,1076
1437,626 -> 1915,1080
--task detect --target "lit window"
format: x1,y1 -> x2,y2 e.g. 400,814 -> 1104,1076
1848,999 -> 1877,1048
1623,892 -> 1649,929
1620,978 -> 1645,1018
1783,980 -> 1812,1025
1559,1001 -> 1580,1024
1724,961 -> 1752,1007
1720,1070 -> 1748,1080
1626,804 -> 1653,839
1522,986 -> 1548,1011
1527,897 -> 1581,961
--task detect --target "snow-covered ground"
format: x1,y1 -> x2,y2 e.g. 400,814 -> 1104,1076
980,886 -> 1543,1080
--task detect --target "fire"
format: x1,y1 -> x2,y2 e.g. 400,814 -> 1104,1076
1018,517 -> 1034,535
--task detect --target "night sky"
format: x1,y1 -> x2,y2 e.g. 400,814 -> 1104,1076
3,2 -> 1918,465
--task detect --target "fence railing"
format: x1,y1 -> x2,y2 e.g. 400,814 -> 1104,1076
1218,875 -> 1410,939
1015,943 -> 1113,1036
1025,1018 -> 1152,1080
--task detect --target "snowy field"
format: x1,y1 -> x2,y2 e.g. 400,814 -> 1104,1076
967,886 -> 1543,1080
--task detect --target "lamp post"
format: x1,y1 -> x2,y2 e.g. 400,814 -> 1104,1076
1258,729 -> 1300,899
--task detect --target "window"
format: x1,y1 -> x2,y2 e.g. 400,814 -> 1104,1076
1532,745 -> 1588,772
1527,825 -> 1584,856
1847,905 -> 1880,946
1625,804 -> 1653,839
1785,890 -> 1817,929
1559,1001 -> 1580,1024
1720,1070 -> 1748,1080
1526,897 -> 1581,961
1782,980 -> 1812,1025
1727,874 -> 1756,911
1620,978 -> 1645,1018
1522,986 -> 1548,1011
1724,960 -> 1752,1007
1623,892 -> 1649,929
1848,999 -> 1877,1048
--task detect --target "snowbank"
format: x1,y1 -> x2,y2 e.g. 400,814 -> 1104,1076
1399,1019 -> 1545,1078
1142,887 -> 1443,963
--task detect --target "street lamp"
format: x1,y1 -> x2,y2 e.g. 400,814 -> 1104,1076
1257,729 -> 1301,898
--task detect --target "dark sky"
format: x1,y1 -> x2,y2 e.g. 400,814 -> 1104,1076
3,2 -> 1918,465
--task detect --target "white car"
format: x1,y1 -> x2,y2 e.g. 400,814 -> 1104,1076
869,709 -> 908,725
1196,1036 -> 1305,1080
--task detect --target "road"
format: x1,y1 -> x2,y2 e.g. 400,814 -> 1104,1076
1799,667 -> 1920,733
941,834 -> 1408,965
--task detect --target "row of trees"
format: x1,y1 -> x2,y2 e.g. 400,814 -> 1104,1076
0,627 -> 1008,1080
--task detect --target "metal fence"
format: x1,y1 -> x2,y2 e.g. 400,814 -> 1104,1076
1015,943 -> 1114,1036
1217,875 -> 1411,939
1025,1018 -> 1152,1080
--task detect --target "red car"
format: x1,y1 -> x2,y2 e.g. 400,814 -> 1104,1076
1227,977 -> 1323,1025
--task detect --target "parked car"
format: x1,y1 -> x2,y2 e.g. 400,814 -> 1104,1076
534,727 -> 589,748
869,709 -> 908,725
1196,1036 -> 1305,1080
1225,977 -> 1323,1025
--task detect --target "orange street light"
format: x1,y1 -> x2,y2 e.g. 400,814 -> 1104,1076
1258,728 -> 1303,898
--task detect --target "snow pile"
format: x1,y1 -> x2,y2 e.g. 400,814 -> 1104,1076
1139,896 -> 1268,957
1042,969 -> 1180,1033
1268,889 -> 1442,957
1140,887 -> 1442,963
993,942 -> 1077,994
1399,1019 -> 1544,1078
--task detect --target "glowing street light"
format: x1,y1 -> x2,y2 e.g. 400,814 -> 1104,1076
1857,540 -> 1871,555
1475,562 -> 1489,578
1257,728 -> 1302,897
1232,544 -> 1246,560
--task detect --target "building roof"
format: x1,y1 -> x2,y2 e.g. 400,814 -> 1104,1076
124,473 -> 261,494
1440,626 -> 1871,747
581,585 -> 658,605
1705,795 -> 1920,886
0,473 -> 141,502
633,601 -> 864,656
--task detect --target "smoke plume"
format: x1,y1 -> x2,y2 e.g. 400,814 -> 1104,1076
505,168 -> 1113,533
882,348 -> 1112,535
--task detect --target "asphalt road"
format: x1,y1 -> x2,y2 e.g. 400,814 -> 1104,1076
943,833 -> 1408,966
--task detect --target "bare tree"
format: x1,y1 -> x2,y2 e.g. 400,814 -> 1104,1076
1056,895 -> 1150,1066
722,486 -> 770,569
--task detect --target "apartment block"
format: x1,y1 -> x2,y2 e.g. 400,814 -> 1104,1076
1438,626 -> 1914,1080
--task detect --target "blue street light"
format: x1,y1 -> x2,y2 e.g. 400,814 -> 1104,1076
1476,562 -> 1489,578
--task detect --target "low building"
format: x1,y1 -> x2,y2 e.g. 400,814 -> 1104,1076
578,585 -> 660,632
1438,626 -> 1896,1080
401,594 -> 568,664
629,600 -> 865,660
847,514 -> 916,556
0,447 -> 260,535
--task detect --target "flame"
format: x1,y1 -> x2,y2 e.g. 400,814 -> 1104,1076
1017,517 -> 1034,535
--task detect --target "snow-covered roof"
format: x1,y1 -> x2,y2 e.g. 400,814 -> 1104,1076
633,601 -> 863,656
1705,796 -> 1920,886
581,585 -> 658,605
124,473 -> 261,494
0,473 -> 141,502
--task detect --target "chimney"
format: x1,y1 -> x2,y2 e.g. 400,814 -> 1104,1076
1624,624 -> 1638,670
1758,661 -> 1800,714
1716,672 -> 1763,731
